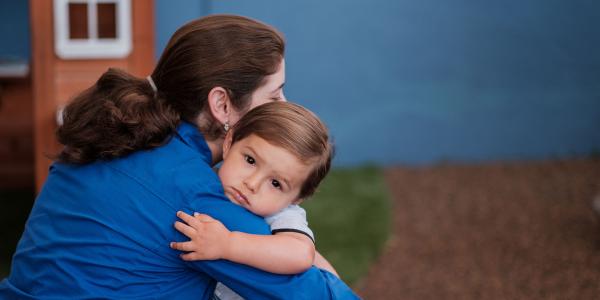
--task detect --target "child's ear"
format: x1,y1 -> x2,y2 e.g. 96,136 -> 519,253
222,130 -> 234,159
207,86 -> 233,126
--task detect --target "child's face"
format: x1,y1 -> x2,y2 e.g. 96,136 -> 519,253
218,134 -> 312,217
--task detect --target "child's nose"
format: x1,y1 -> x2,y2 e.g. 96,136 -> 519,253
243,173 -> 260,193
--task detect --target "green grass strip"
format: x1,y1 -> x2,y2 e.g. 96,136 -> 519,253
302,166 -> 392,286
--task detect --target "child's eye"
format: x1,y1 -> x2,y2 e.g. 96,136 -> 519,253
244,155 -> 256,165
271,179 -> 282,189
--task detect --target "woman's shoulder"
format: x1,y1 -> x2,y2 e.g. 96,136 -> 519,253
170,158 -> 222,195
98,134 -> 220,202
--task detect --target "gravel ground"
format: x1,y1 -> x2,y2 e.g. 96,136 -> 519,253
356,158 -> 600,299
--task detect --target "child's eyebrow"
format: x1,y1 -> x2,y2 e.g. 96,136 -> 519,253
270,167 -> 294,190
243,145 -> 262,162
276,175 -> 291,190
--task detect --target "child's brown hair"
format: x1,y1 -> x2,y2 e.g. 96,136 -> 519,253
230,101 -> 334,199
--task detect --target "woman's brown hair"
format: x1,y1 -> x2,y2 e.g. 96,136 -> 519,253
57,15 -> 285,164
230,101 -> 334,199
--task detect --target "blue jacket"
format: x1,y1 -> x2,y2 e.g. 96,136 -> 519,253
0,122 -> 358,299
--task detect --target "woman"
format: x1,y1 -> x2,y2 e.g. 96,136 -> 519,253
0,15 -> 357,299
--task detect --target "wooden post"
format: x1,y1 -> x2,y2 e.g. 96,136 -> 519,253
30,0 -> 56,192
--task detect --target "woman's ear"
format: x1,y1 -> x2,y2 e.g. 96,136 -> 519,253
207,87 -> 233,125
222,130 -> 234,159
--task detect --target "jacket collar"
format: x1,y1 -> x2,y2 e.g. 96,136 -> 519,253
175,122 -> 213,165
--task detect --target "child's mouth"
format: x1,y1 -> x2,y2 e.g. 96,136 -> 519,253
231,187 -> 250,206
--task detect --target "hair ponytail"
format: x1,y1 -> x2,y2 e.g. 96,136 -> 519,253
56,68 -> 180,164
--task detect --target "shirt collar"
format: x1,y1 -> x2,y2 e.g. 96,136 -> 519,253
175,122 -> 213,165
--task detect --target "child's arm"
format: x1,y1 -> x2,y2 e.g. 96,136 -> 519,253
229,230 -> 315,274
171,211 -> 315,274
314,250 -> 339,277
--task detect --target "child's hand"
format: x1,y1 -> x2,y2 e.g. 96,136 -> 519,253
170,211 -> 232,261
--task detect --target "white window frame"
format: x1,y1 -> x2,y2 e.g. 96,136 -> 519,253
53,0 -> 132,59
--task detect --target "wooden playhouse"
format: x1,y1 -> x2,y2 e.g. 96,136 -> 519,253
0,0 -> 155,191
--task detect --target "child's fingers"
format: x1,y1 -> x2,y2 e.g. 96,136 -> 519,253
176,211 -> 200,227
193,213 -> 215,223
179,252 -> 199,261
173,221 -> 196,238
169,241 -> 195,252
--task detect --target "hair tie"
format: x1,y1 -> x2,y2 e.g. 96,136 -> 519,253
146,75 -> 158,94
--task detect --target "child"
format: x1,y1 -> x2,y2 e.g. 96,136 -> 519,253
170,101 -> 338,298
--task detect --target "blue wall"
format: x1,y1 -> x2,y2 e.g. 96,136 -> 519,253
3,1 -> 598,166
156,0 -> 599,166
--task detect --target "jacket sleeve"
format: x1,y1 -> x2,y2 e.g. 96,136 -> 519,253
182,185 -> 359,300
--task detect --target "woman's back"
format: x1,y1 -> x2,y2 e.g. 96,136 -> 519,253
2,122 -> 268,299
